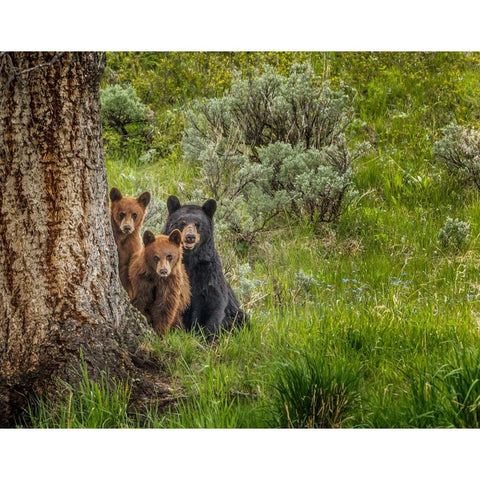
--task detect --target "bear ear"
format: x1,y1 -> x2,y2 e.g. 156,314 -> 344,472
202,199 -> 217,218
110,187 -> 122,202
137,191 -> 151,208
167,195 -> 181,215
168,229 -> 182,246
143,230 -> 156,246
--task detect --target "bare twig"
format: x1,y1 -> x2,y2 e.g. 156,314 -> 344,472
1,52 -> 67,96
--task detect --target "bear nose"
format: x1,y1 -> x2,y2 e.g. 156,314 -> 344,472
159,268 -> 168,276
185,233 -> 196,243
123,225 -> 132,233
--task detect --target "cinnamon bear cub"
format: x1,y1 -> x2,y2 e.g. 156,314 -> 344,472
128,229 -> 190,336
109,187 -> 151,297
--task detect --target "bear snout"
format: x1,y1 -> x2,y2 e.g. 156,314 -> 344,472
158,266 -> 170,277
121,224 -> 133,234
185,232 -> 196,244
182,223 -> 200,250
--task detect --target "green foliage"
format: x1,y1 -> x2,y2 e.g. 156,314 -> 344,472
166,362 -> 256,428
101,84 -> 154,157
104,52 -> 317,111
27,360 -> 133,428
103,53 -> 321,158
241,141 -> 365,224
368,350 -> 480,428
101,84 -> 151,132
183,63 -> 368,243
441,349 -> 480,428
438,216 -> 471,251
327,52 -> 480,189
269,352 -> 361,428
434,123 -> 480,190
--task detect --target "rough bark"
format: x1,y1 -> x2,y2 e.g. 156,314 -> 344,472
0,52 -> 167,427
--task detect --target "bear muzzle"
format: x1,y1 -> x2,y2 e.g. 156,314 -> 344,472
182,225 -> 200,250
184,233 -> 197,250
157,265 -> 171,277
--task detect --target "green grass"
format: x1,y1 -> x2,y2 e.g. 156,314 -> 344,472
268,351 -> 362,428
26,359 -> 134,428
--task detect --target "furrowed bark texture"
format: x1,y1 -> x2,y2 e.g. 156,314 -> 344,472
0,52 -> 159,426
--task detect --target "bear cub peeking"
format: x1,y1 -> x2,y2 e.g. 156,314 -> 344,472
109,187 -> 151,297
129,229 -> 190,336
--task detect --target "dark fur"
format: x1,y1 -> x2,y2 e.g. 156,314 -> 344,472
161,195 -> 247,336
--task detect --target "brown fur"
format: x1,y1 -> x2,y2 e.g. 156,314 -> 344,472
110,187 -> 151,297
129,229 -> 190,336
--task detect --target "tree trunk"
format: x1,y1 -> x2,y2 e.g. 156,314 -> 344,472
0,52 -> 164,427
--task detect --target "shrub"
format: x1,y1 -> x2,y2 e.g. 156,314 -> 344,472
236,263 -> 257,302
434,123 -> 480,190
101,84 -> 154,146
438,216 -> 470,251
182,63 -> 369,244
294,269 -> 321,293
241,141 -> 358,223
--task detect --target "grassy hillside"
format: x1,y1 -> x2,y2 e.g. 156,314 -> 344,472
26,52 -> 480,428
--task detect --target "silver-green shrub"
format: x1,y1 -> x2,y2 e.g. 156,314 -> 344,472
236,263 -> 257,303
182,64 -> 369,244
434,124 -> 480,190
101,84 -> 152,137
294,269 -> 321,293
438,217 -> 471,251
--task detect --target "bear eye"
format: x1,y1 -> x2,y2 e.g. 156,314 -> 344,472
118,212 -> 125,220
180,220 -> 186,228
166,254 -> 173,261
153,255 -> 160,263
132,213 -> 138,220
195,222 -> 200,228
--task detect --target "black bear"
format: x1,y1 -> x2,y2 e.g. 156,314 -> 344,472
161,195 -> 247,336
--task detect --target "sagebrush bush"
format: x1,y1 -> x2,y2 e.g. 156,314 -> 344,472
101,84 -> 154,146
293,269 -> 321,298
438,216 -> 470,251
236,263 -> 257,302
182,63 -> 369,244
434,123 -> 480,190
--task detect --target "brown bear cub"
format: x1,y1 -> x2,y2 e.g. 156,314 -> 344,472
129,229 -> 190,336
109,187 -> 151,297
